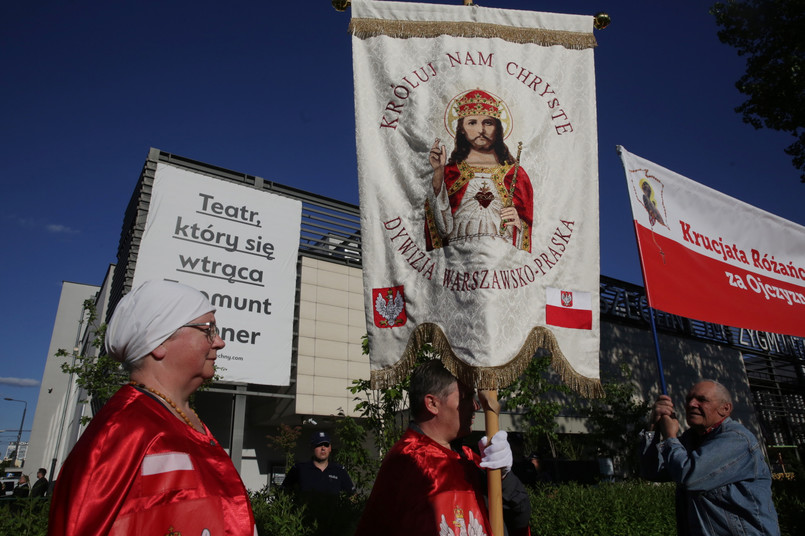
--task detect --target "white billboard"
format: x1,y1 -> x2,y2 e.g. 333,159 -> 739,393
132,162 -> 302,385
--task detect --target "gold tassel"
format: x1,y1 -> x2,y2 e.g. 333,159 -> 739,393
349,18 -> 597,50
369,323 -> 604,398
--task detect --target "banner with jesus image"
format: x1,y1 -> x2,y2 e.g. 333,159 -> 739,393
352,0 -> 601,395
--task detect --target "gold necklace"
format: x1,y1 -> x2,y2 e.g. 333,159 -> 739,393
129,381 -> 202,431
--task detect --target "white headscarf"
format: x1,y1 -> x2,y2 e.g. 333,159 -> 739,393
105,280 -> 215,365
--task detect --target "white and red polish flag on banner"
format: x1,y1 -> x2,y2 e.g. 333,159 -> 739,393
546,287 -> 592,330
619,146 -> 805,338
352,0 -> 602,396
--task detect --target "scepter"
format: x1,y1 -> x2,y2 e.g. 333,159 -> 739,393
499,141 -> 523,235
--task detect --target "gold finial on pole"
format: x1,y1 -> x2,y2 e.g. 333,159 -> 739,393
332,0 -> 350,12
593,12 -> 611,30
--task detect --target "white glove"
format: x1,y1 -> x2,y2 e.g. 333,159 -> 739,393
478,430 -> 512,473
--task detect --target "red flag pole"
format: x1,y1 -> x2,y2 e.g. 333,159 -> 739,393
479,389 -> 503,536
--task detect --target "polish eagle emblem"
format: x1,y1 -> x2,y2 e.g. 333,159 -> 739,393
438,506 -> 487,536
372,286 -> 407,328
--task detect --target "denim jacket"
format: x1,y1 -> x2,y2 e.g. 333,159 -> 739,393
639,417 -> 779,536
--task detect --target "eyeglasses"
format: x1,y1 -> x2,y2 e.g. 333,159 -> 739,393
315,442 -> 331,448
182,321 -> 219,343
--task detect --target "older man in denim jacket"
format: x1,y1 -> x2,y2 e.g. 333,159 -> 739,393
639,380 -> 779,535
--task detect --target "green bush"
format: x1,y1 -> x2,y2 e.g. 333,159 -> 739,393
2,478 -> 801,535
250,486 -> 315,536
249,485 -> 364,536
528,481 -> 676,536
772,478 -> 805,536
0,498 -> 49,536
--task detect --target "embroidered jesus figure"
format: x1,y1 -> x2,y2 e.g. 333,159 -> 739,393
425,89 -> 534,252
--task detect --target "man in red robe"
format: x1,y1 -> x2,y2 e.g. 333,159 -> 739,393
355,360 -> 531,536
425,89 -> 534,252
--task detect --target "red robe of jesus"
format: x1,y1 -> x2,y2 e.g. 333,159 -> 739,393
425,160 -> 534,252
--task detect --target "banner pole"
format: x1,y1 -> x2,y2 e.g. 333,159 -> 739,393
479,389 -> 504,536
647,307 -> 668,395
631,219 -> 669,396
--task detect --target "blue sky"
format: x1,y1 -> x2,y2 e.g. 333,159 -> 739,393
1,0 -> 802,454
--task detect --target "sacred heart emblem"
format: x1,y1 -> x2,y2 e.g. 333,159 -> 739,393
474,183 -> 494,208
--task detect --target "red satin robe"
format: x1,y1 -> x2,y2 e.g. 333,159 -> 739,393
425,160 -> 534,252
48,385 -> 256,536
355,428 -> 493,536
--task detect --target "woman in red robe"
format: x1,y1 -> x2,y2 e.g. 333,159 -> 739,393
48,280 -> 256,536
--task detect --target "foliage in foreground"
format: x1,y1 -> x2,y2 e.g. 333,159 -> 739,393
527,477 -> 804,536
0,498 -> 50,536
575,364 -> 653,477
529,481 -> 676,536
57,299 -> 126,424
771,464 -> 805,536
249,486 -> 314,536
250,485 -> 364,536
2,477 -> 803,536
500,353 -> 569,458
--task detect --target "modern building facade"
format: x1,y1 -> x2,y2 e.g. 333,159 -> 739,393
25,279 -> 101,480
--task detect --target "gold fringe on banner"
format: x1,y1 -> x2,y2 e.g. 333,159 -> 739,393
369,322 -> 604,398
349,18 -> 597,50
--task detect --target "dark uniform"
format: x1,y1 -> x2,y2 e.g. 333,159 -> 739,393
282,432 -> 355,536
283,460 -> 354,496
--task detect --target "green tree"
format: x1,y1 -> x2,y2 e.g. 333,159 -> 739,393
334,412 -> 377,495
336,337 -> 436,494
346,374 -> 409,459
266,424 -> 302,474
347,336 -> 436,457
249,485 -> 315,536
499,353 -> 572,458
711,0 -> 805,182
58,299 -> 126,424
0,498 -> 50,536
577,364 -> 652,477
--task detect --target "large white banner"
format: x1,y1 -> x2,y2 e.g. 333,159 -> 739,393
353,0 -> 601,394
620,147 -> 805,337
132,162 -> 302,385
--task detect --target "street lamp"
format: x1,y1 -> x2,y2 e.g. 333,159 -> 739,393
3,398 -> 27,466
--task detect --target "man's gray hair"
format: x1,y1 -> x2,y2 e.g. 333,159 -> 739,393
701,379 -> 733,405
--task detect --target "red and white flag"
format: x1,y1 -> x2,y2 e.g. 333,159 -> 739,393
620,147 -> 805,337
546,288 -> 592,330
